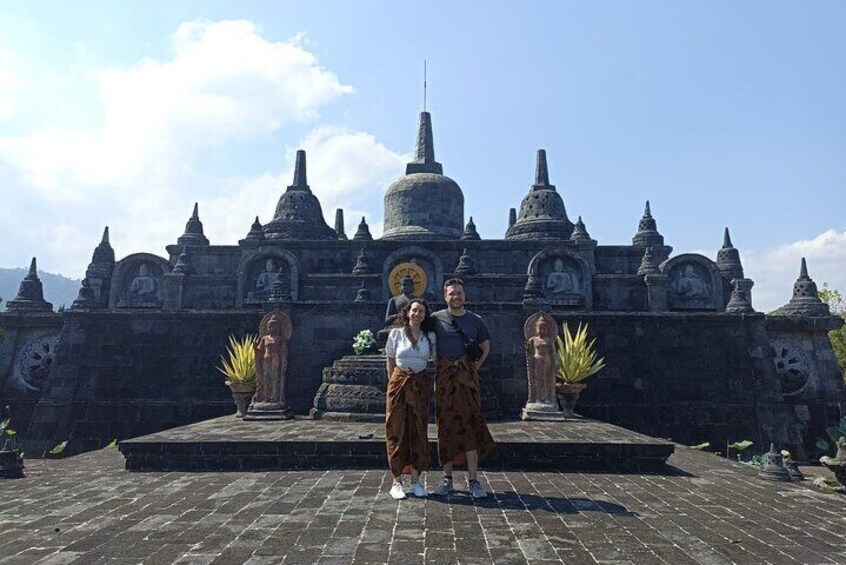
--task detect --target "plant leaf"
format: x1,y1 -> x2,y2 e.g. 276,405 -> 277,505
691,442 -> 710,450
49,441 -> 68,455
729,440 -> 753,452
816,439 -> 831,451
107,439 -> 118,448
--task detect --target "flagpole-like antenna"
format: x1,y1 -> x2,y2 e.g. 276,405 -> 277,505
423,60 -> 427,112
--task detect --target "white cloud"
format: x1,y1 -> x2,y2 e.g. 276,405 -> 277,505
0,20 -> 407,277
0,50 -> 20,119
743,229 -> 846,313
0,20 -> 353,197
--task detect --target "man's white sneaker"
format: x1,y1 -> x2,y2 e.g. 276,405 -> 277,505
468,479 -> 488,499
389,482 -> 407,500
410,481 -> 428,498
433,477 -> 453,496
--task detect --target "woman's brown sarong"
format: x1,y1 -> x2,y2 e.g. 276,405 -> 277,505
435,358 -> 495,467
385,367 -> 431,477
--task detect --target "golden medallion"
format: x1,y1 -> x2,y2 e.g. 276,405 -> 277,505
388,262 -> 427,297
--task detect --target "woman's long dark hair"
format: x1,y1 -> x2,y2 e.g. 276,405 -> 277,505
396,298 -> 435,348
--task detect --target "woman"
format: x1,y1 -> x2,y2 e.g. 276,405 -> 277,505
385,298 -> 437,499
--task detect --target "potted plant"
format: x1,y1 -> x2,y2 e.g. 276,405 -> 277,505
0,406 -> 24,478
217,335 -> 258,418
554,322 -> 605,418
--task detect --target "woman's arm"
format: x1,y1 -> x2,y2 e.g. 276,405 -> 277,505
386,356 -> 396,376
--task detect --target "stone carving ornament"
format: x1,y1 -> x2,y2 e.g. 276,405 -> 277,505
521,311 -> 567,421
16,336 -> 59,393
770,339 -> 811,396
669,263 -> 713,309
117,261 -> 165,307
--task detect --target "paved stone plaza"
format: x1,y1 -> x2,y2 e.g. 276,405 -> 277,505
1,445 -> 844,565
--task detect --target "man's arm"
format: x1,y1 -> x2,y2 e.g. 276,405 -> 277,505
475,340 -> 490,371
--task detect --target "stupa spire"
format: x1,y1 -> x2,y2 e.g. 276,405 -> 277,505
405,112 -> 443,175
177,202 -> 209,246
716,227 -> 744,282
632,200 -> 664,247
287,150 -> 310,192
532,149 -> 555,191
774,257 -> 830,316
723,227 -> 733,248
353,216 -> 373,241
335,209 -> 347,240
6,257 -> 53,312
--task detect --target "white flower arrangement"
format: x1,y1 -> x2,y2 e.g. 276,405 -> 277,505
352,329 -> 376,355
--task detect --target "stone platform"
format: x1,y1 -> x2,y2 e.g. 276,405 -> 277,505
119,417 -> 674,473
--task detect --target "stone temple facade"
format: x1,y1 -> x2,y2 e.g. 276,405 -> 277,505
1,110 -> 843,458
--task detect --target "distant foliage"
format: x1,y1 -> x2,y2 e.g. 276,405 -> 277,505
819,283 -> 846,381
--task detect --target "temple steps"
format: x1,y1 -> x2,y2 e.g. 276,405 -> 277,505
119,417 -> 675,473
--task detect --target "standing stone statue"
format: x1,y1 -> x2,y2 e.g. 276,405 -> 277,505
522,311 -> 566,421
245,309 -> 294,420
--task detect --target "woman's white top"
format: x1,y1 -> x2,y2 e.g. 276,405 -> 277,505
385,328 -> 436,373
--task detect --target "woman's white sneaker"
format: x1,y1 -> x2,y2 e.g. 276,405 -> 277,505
389,482 -> 407,500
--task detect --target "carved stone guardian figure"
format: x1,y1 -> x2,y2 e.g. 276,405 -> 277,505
521,311 -> 567,421
244,310 -> 294,420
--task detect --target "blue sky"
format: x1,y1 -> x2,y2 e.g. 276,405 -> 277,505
1,1 -> 844,311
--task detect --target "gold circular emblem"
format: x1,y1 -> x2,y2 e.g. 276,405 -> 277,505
388,262 -> 427,297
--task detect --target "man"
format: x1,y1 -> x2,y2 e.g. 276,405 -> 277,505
432,278 -> 495,498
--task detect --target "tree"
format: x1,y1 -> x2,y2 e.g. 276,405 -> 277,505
819,283 -> 846,381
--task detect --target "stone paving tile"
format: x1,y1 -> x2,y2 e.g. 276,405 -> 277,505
0,447 -> 844,564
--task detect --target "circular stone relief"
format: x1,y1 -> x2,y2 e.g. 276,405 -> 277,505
17,336 -> 59,392
388,262 -> 428,298
770,340 -> 810,396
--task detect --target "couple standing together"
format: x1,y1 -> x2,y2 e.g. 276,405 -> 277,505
384,278 -> 495,500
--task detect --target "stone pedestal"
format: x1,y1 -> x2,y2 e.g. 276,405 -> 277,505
310,353 -> 388,422
522,401 -> 568,421
244,401 -> 293,421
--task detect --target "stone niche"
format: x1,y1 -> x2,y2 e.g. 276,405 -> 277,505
236,249 -> 300,306
110,253 -> 171,309
527,249 -> 591,308
380,246 -> 444,302
661,254 -> 724,312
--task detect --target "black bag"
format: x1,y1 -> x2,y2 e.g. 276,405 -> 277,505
450,316 -> 484,361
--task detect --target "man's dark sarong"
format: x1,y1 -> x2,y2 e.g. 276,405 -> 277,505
435,358 -> 495,467
385,367 -> 431,477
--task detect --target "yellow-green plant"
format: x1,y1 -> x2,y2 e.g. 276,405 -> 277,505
217,334 -> 258,384
555,322 -> 606,384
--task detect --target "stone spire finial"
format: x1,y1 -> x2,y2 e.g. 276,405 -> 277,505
637,246 -> 660,276
6,257 -> 53,313
352,246 -> 374,274
177,202 -> 210,246
454,248 -> 477,275
570,216 -> 592,242
86,226 -> 115,279
725,278 -> 755,314
532,149 -> 555,191
508,208 -> 517,228
461,217 -> 481,241
287,149 -> 310,192
354,281 -> 371,303
264,150 -> 335,240
172,246 -> 193,275
70,278 -> 96,311
716,227 -> 744,282
775,257 -> 831,317
405,112 -> 443,175
632,200 -> 664,247
353,216 -> 373,241
335,209 -> 347,240
243,216 -> 266,243
506,149 -> 572,240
